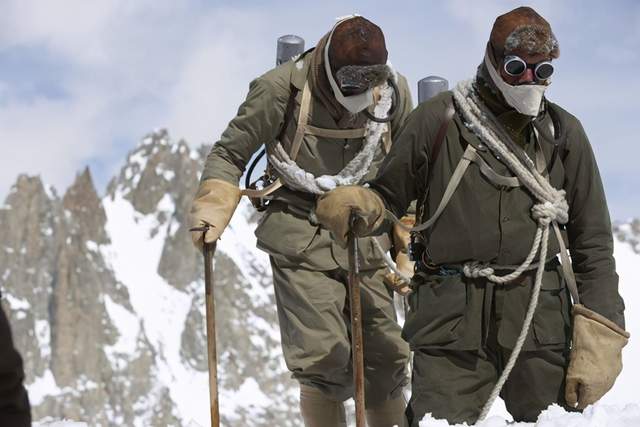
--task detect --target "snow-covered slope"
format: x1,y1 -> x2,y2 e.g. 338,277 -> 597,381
1,131 -> 297,426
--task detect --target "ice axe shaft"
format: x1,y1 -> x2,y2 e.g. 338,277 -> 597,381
347,213 -> 366,427
190,225 -> 220,427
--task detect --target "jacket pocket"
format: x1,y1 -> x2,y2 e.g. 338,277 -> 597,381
532,265 -> 571,347
255,203 -> 318,256
402,271 -> 467,348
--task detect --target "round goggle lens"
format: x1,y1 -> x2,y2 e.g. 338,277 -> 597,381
504,57 -> 526,76
535,62 -> 554,80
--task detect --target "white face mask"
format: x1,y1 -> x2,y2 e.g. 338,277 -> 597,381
324,19 -> 375,114
484,50 -> 548,117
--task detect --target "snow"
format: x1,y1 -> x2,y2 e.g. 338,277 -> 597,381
223,377 -> 272,414
103,190 -> 208,425
28,370 -> 61,406
35,319 -> 51,359
44,184 -> 56,201
601,239 -> 639,404
85,240 -> 99,252
104,295 -> 140,360
418,403 -> 640,426
189,146 -> 200,160
34,420 -> 88,427
156,193 -> 175,215
216,199 -> 272,307
155,165 -> 175,181
3,293 -> 30,310
128,151 -> 149,173
167,218 -> 181,237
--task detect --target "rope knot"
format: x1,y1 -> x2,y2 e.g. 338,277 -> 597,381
531,190 -> 568,225
463,262 -> 494,279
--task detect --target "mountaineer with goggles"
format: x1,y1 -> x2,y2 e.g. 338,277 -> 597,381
315,6 -> 628,426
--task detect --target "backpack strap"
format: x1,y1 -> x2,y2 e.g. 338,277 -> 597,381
415,104 -> 455,225
242,79 -> 312,199
428,105 -> 455,181
277,83 -> 300,143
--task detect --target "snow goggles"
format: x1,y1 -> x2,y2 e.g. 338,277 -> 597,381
503,55 -> 555,81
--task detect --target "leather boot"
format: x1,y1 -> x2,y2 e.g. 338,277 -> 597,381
299,384 -> 347,427
365,395 -> 407,427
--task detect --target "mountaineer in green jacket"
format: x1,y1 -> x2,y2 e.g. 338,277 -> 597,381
316,6 -> 629,426
190,15 -> 413,427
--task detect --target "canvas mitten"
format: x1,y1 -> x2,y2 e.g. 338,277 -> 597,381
315,185 -> 385,247
189,178 -> 241,251
383,214 -> 415,295
565,304 -> 630,409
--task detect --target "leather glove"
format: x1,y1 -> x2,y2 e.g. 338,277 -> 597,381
189,178 -> 241,252
565,304 -> 630,409
383,214 -> 415,295
315,185 -> 386,247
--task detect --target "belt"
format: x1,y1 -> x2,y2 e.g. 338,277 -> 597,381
421,256 -> 560,279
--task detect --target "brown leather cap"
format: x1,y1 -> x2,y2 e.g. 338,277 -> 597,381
489,6 -> 559,60
328,17 -> 388,74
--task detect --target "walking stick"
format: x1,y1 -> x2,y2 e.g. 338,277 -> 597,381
190,225 -> 220,427
347,212 -> 366,427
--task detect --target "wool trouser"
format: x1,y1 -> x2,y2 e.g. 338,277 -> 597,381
0,303 -> 31,427
406,347 -> 569,425
403,262 -> 574,425
270,256 -> 410,408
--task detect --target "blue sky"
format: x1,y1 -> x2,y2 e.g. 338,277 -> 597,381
0,0 -> 638,220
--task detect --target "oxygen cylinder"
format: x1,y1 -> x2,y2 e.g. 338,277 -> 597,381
276,35 -> 305,65
418,76 -> 449,104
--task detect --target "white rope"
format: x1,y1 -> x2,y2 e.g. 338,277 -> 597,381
452,79 -> 569,422
372,236 -> 411,285
479,224 -> 550,420
268,81 -> 394,194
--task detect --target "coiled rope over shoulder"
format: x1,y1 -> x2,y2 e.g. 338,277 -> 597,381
268,75 -> 395,195
453,78 -> 568,421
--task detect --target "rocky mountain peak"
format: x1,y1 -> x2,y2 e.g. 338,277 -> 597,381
1,131 -> 298,426
106,129 -> 201,217
62,167 -> 108,244
0,174 -> 60,293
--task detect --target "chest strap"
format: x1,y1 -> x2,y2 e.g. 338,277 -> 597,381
390,126 -> 579,303
242,79 -> 388,199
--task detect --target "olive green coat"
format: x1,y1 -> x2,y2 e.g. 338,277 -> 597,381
202,50 -> 413,271
369,88 -> 625,352
200,49 -> 413,407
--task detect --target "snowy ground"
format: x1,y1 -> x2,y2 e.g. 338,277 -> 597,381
419,404 -> 640,427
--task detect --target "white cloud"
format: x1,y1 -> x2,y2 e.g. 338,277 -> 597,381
0,0 -> 638,218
